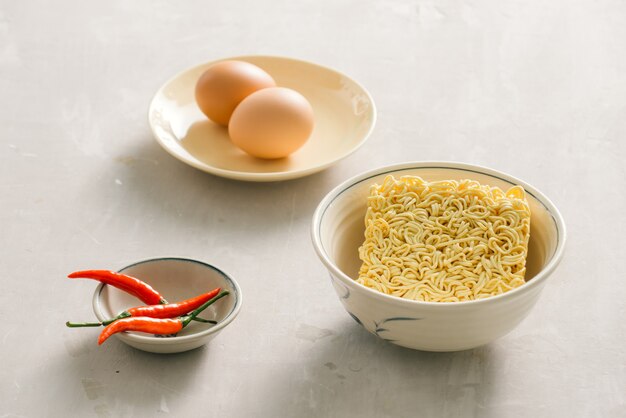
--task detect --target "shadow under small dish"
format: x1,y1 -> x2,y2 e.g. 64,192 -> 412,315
92,258 -> 242,354
148,55 -> 376,182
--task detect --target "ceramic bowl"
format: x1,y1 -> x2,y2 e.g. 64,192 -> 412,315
311,162 -> 566,352
92,257 -> 242,354
149,55 -> 376,182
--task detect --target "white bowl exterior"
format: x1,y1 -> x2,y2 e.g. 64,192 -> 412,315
313,162 -> 566,351
121,332 -> 221,354
328,270 -> 546,351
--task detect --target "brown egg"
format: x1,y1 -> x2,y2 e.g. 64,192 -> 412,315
228,87 -> 315,159
195,60 -> 276,126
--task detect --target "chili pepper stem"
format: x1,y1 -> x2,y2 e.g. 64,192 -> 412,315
191,317 -> 217,324
66,321 -> 102,327
66,311 -> 132,328
104,311 -> 131,325
182,290 -> 229,328
66,317 -> 215,328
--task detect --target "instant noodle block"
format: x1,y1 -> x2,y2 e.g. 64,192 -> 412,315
358,175 -> 531,302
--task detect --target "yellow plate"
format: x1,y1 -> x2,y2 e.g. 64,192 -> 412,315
148,56 -> 376,182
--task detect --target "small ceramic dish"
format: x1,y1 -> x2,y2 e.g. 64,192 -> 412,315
311,162 -> 567,352
148,55 -> 376,182
92,257 -> 242,353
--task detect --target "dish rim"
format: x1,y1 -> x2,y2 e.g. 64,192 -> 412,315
92,257 -> 243,344
311,161 -> 567,308
147,54 -> 377,182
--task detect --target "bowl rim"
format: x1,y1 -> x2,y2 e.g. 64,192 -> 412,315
311,161 -> 567,308
147,54 -> 377,182
92,257 -> 243,344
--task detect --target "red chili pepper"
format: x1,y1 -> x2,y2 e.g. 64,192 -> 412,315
98,290 -> 229,345
98,317 -> 182,345
127,288 -> 220,318
68,270 -> 167,305
66,288 -> 221,327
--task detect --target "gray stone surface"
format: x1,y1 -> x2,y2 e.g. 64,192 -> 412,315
1,0 -> 624,417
